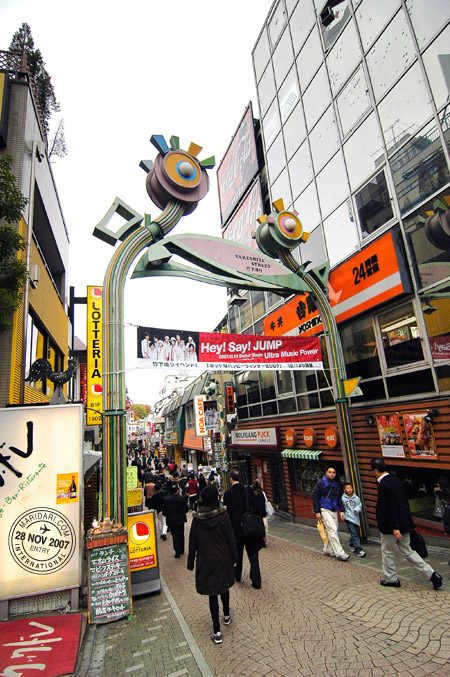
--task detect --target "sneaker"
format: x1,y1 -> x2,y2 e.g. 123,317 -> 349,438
357,551 -> 366,557
336,554 -> 350,561
322,551 -> 336,557
430,571 -> 443,590
380,579 -> 401,587
349,546 -> 356,552
223,615 -> 231,625
211,632 -> 223,644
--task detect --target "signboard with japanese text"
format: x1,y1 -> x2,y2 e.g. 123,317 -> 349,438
376,414 -> 405,458
137,326 -> 322,371
86,286 -> 103,425
0,405 -> 82,600
87,541 -> 132,623
217,103 -> 259,226
264,230 -> 411,337
127,466 -> 138,489
222,179 -> 263,249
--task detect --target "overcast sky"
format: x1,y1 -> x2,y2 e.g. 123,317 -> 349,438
1,0 -> 272,406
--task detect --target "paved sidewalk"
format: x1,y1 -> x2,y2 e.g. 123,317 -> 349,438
75,516 -> 450,676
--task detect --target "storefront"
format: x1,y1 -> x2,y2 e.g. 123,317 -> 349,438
183,428 -> 209,471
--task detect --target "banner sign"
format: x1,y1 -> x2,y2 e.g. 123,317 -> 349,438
194,395 -> 207,437
0,405 -> 82,600
231,428 -> 278,447
86,286 -> 103,425
137,326 -> 322,371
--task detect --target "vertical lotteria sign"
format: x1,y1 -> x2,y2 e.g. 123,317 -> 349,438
0,405 -> 83,600
87,286 -> 103,425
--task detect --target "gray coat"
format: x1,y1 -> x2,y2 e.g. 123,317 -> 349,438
187,505 -> 238,596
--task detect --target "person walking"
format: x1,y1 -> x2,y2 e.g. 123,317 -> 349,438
370,458 -> 442,589
187,474 -> 199,510
148,481 -> 168,540
313,466 -> 349,561
187,485 -> 238,644
342,482 -> 365,557
223,470 -> 264,588
163,483 -> 189,558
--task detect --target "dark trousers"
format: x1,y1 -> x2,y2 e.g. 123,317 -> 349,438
346,520 -> 362,553
234,529 -> 245,582
170,524 -> 185,555
233,528 -> 261,586
245,543 -> 261,586
209,591 -> 230,634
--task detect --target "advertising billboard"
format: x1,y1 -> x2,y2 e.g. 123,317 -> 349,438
217,103 -> 259,226
0,405 -> 83,600
222,178 -> 263,250
86,286 -> 103,425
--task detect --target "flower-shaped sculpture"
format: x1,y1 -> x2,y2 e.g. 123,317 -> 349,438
255,198 -> 310,258
144,134 -> 215,215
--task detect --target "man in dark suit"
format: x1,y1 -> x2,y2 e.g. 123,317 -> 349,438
371,458 -> 442,589
223,470 -> 263,588
162,484 -> 189,558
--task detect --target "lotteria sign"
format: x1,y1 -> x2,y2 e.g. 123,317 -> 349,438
87,286 -> 103,425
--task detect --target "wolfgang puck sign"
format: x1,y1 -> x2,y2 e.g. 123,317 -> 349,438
0,405 -> 82,600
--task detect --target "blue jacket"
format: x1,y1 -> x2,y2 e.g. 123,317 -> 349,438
313,477 -> 344,513
342,492 -> 362,525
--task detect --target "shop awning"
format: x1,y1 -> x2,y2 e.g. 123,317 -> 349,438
281,449 -> 322,459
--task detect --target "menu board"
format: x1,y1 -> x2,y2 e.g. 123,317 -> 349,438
87,542 -> 132,624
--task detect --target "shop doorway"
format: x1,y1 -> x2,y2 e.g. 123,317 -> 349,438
270,454 -> 288,513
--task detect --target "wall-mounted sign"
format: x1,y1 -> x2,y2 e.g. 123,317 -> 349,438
376,414 -> 405,458
231,428 -> 278,447
303,427 -> 317,448
225,382 -> 235,414
285,428 -> 297,447
194,395 -> 207,437
264,230 -> 411,337
324,427 -> 339,448
403,413 -> 437,459
86,286 -> 103,425
0,405 -> 82,600
127,466 -> 138,489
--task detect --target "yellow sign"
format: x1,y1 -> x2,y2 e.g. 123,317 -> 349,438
56,472 -> 79,504
127,488 -> 143,507
128,512 -> 158,571
87,286 -> 103,425
127,466 -> 138,489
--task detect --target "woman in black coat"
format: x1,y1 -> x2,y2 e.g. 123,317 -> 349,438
187,485 -> 238,644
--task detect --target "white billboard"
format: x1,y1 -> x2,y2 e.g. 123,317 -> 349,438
0,405 -> 83,600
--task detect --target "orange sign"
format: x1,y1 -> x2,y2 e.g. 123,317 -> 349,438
285,428 -> 296,447
325,427 -> 339,448
264,231 -> 409,337
303,427 -> 317,447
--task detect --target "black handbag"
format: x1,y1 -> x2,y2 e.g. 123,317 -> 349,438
241,487 -> 265,539
409,529 -> 428,558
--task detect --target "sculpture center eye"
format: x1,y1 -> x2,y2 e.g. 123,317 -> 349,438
284,217 -> 297,232
178,161 -> 194,177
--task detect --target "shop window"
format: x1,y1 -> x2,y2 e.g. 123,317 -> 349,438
185,403 -> 194,429
341,315 -> 382,379
319,389 -> 334,407
276,370 -> 294,395
435,363 -> 450,393
249,404 -> 263,418
293,459 -> 345,493
279,397 -> 296,414
247,382 -> 261,404
237,406 -> 249,420
386,368 -> 435,397
262,401 -> 278,416
354,378 -> 386,402
384,463 -> 450,526
260,371 -> 276,401
378,302 -> 424,369
297,392 -> 320,410
294,370 -> 318,393
354,171 -> 393,237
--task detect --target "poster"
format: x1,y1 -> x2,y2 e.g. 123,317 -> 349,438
403,413 -> 438,458
56,473 -> 79,503
204,400 -> 219,431
137,326 -> 322,371
376,414 -> 405,458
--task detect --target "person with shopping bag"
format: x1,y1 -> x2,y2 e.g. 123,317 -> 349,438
313,466 -> 349,561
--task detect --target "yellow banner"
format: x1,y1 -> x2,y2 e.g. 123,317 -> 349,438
86,286 -> 103,425
128,512 -> 158,571
127,488 -> 143,507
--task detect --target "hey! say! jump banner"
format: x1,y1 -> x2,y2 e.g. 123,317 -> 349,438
137,326 -> 322,371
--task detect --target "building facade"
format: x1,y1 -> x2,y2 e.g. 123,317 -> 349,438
222,0 -> 450,539
0,51 -> 70,405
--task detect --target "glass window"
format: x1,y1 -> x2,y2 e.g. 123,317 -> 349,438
290,0 -> 316,55
297,393 -> 320,410
390,119 -> 450,215
258,64 -> 277,117
271,168 -> 292,206
185,402 -> 195,429
403,196 -> 450,289
406,0 -> 450,50
276,370 -> 294,395
320,0 -> 352,52
295,184 -> 321,233
378,64 -> 433,154
336,66 -> 371,137
269,1 -> 287,48
323,201 -> 359,267
267,133 -> 287,184
294,370 -> 318,393
278,67 -> 300,124
320,389 -> 334,407
266,290 -> 285,309
279,397 -> 297,413
366,10 -> 417,102
240,297 -> 253,330
303,66 -> 331,131
263,401 -> 279,416
283,102 -> 307,158
386,368 -> 435,396
288,141 -> 314,200
228,303 -> 241,334
309,106 -> 340,173
422,26 -> 450,111
299,223 -> 327,267
343,113 -> 384,189
326,18 -> 361,96
378,302 -> 424,369
273,28 -> 294,88
260,371 -> 276,400
354,170 -> 394,238
253,27 -> 271,82
356,0 -> 400,51
341,315 -> 382,379
251,290 -> 266,322
286,0 -> 299,16
316,151 -> 349,218
262,98 -> 281,148
296,26 -> 323,93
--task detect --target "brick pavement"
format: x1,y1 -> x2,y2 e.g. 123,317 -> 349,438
75,515 -> 450,676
